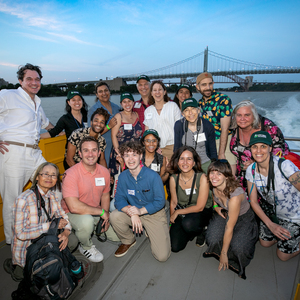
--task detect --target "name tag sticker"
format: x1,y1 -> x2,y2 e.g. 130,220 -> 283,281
150,163 -> 160,172
146,113 -> 152,119
128,189 -> 135,196
83,122 -> 88,128
237,145 -> 245,152
207,111 -> 213,117
185,188 -> 197,195
95,177 -> 105,186
194,133 -> 206,143
124,124 -> 132,130
134,102 -> 141,109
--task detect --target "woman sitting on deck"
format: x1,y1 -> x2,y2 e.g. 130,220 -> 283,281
4,162 -> 71,282
168,146 -> 212,252
203,159 -> 258,279
246,131 -> 300,261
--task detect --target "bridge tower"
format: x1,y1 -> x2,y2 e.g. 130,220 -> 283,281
203,46 -> 208,72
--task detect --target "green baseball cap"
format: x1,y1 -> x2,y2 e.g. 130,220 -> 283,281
67,90 -> 83,100
249,131 -> 272,146
177,84 -> 192,94
142,129 -> 160,140
136,75 -> 150,83
181,97 -> 199,112
120,92 -> 134,102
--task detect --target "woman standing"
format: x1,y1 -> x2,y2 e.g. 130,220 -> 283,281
88,82 -> 120,165
173,84 -> 192,110
246,131 -> 300,261
144,81 -> 181,160
174,97 -> 217,173
203,159 -> 258,279
109,92 -> 142,177
40,90 -> 88,169
140,129 -> 169,184
168,146 -> 212,252
5,162 -> 71,281
230,100 -> 289,191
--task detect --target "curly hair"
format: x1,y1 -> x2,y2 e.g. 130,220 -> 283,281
17,63 -> 43,81
148,80 -> 169,106
119,141 -> 143,156
168,146 -> 203,174
207,160 -> 241,199
91,107 -> 110,124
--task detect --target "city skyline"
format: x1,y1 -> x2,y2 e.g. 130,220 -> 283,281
0,0 -> 299,85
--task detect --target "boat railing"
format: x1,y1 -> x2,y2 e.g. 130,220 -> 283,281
285,136 -> 300,153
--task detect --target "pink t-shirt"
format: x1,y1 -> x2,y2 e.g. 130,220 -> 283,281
61,162 -> 110,213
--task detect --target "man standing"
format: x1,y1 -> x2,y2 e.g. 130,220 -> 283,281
62,136 -> 110,262
110,141 -> 171,262
196,72 -> 236,171
133,75 -> 151,133
0,63 -> 54,244
65,108 -> 108,169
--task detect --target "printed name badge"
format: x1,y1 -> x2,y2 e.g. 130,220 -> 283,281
134,102 -> 142,109
128,189 -> 135,196
237,145 -> 245,152
207,111 -> 213,117
124,124 -> 132,130
95,177 -> 105,186
194,133 -> 206,143
150,163 -> 160,172
185,188 -> 197,195
146,113 -> 153,119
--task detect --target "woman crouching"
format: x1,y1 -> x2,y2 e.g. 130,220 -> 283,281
203,160 -> 258,279
6,162 -> 71,282
168,146 -> 213,252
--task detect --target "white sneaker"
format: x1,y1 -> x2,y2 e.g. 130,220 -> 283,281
78,244 -> 103,262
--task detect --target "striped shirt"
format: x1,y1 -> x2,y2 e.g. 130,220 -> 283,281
12,187 -> 71,267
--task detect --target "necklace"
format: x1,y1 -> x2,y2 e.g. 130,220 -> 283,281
180,172 -> 194,184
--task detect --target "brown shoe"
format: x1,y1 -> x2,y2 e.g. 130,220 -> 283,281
115,240 -> 136,258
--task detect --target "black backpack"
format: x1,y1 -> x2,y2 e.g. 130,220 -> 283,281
23,218 -> 84,300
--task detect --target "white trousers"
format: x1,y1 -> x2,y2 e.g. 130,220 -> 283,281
0,145 -> 46,243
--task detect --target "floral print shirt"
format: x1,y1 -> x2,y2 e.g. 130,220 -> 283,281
230,116 -> 289,191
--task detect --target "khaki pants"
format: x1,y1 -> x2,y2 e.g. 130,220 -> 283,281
110,209 -> 171,262
215,134 -> 237,165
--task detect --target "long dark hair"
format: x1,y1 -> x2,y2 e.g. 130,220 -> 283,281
168,146 -> 203,174
65,95 -> 88,121
207,160 -> 241,199
148,81 -> 169,106
173,88 -> 192,109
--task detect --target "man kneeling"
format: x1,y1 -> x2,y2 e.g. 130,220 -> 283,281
110,141 -> 171,262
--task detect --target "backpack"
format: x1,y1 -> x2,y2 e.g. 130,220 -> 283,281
24,218 -> 84,300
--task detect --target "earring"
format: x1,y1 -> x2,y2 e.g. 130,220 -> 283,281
140,160 -> 143,168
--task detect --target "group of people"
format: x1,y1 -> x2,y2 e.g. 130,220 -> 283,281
0,64 -> 299,287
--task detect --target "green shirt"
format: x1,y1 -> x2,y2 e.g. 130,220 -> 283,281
198,91 -> 232,139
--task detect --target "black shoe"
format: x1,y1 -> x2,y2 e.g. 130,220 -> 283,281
196,230 -> 206,248
3,258 -> 23,282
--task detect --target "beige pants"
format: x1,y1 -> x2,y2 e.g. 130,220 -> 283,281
215,134 -> 237,165
161,144 -> 174,161
110,209 -> 171,262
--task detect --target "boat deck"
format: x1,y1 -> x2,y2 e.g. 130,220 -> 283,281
1,233 -> 299,300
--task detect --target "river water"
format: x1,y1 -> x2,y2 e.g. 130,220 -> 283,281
40,91 -> 300,150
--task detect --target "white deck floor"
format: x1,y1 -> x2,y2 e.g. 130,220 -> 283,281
1,234 -> 299,300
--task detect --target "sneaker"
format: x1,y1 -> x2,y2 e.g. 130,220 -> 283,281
115,240 -> 136,258
3,258 -> 23,282
78,244 -> 103,262
196,230 -> 206,248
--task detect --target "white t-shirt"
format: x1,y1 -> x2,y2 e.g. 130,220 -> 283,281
246,156 -> 300,223
143,101 -> 181,148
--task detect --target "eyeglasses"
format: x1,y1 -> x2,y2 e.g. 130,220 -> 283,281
39,173 -> 57,179
144,139 -> 158,144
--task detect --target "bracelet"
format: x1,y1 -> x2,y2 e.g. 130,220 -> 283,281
100,209 -> 105,217
213,204 -> 218,209
106,124 -> 110,130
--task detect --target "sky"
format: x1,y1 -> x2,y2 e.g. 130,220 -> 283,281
0,0 -> 300,85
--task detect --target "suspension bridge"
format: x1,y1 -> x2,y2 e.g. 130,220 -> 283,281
120,47 -> 300,90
